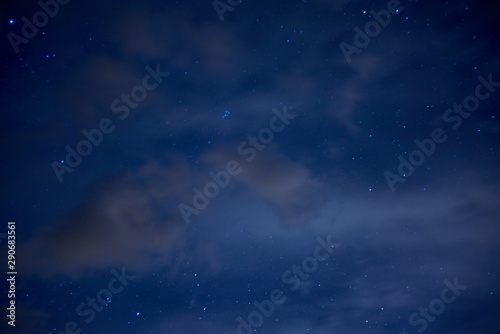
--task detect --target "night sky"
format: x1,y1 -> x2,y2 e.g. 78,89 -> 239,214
1,0 -> 500,334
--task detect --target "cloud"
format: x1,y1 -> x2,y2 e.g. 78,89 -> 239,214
20,138 -> 328,278
20,157 -> 195,278
201,143 -> 327,224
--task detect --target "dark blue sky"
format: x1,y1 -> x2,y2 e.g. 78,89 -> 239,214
1,0 -> 500,334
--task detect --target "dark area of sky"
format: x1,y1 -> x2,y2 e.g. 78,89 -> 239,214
1,0 -> 500,334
